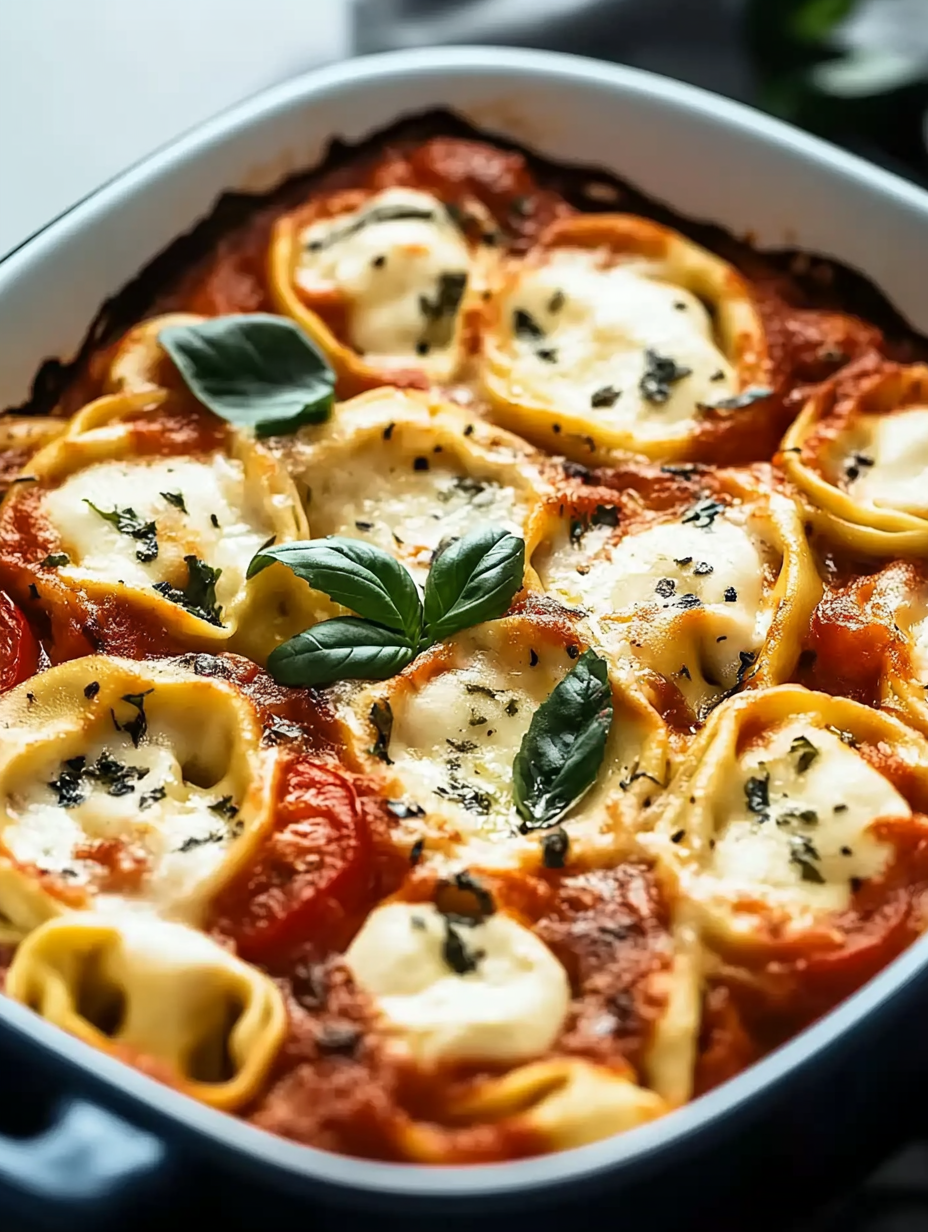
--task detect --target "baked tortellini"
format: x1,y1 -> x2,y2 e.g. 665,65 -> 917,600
270,187 -> 495,393
529,470 -> 820,725
7,912 -> 286,1110
480,215 -> 770,464
647,685 -> 928,954
0,655 -> 279,930
783,361 -> 928,555
0,387 -> 314,662
278,386 -> 551,587
342,609 -> 668,870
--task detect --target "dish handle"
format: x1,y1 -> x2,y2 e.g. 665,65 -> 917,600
0,1095 -> 170,1231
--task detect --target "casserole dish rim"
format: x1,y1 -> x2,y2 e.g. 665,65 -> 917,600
2,43 -> 928,1206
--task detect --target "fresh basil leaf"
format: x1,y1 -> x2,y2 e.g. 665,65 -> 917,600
266,618 -> 415,687
423,527 -> 524,644
513,649 -> 613,831
248,537 -> 422,642
158,314 -> 335,437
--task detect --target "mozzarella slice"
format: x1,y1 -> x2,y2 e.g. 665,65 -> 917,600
297,188 -> 472,370
701,719 -> 904,922
537,504 -> 775,711
345,900 -> 570,1065
3,709 -> 243,919
385,632 -> 568,840
841,408 -> 928,518
500,249 -> 735,434
307,448 -> 528,585
43,454 -> 273,619
6,912 -> 285,1109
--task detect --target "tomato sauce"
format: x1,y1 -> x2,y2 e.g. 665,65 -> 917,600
4,123 -> 928,1164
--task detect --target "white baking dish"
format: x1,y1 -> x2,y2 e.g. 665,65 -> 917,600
1,45 -> 928,1232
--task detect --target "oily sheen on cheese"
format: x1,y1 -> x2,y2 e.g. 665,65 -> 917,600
500,249 -> 736,432
384,631 -> 569,842
536,504 -> 774,709
42,454 -> 273,616
2,710 -> 243,918
840,408 -> 928,518
345,901 -> 570,1065
297,188 -> 471,370
306,448 -> 529,584
704,719 -> 904,919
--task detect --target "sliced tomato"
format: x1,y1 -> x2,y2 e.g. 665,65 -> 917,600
216,761 -> 373,962
0,590 -> 38,691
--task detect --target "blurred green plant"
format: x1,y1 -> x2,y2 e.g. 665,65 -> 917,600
747,0 -> 928,175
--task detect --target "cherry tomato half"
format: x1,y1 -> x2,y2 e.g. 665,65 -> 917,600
216,761 -> 373,962
0,590 -> 38,692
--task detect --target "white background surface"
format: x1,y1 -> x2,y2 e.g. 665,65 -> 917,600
0,0 -> 352,258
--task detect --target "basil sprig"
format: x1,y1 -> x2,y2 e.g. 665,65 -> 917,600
159,314 -> 335,437
513,649 -> 613,831
249,526 -> 524,687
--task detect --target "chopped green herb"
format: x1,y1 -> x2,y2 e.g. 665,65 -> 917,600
369,700 -> 394,764
789,735 -> 819,773
790,835 -> 825,883
441,915 -> 484,975
465,683 -> 498,700
745,771 -> 770,816
153,555 -> 223,626
541,827 -> 569,869
419,271 -> 467,345
513,308 -> 545,341
41,553 -> 69,568
209,796 -> 239,820
160,491 -> 187,513
111,690 -> 153,748
446,738 -> 477,754
409,837 -> 425,864
682,498 -> 726,529
84,502 -> 157,563
639,349 -> 692,404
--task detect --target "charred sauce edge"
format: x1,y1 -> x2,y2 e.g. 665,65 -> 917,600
8,110 -> 927,419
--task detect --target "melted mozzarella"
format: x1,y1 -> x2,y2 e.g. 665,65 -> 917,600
307,449 -> 528,585
501,249 -> 735,433
841,408 -> 928,518
386,634 -> 568,839
43,454 -> 272,617
703,719 -> 904,921
3,717 -> 241,919
537,506 -> 774,708
345,901 -> 569,1065
297,188 -> 471,368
